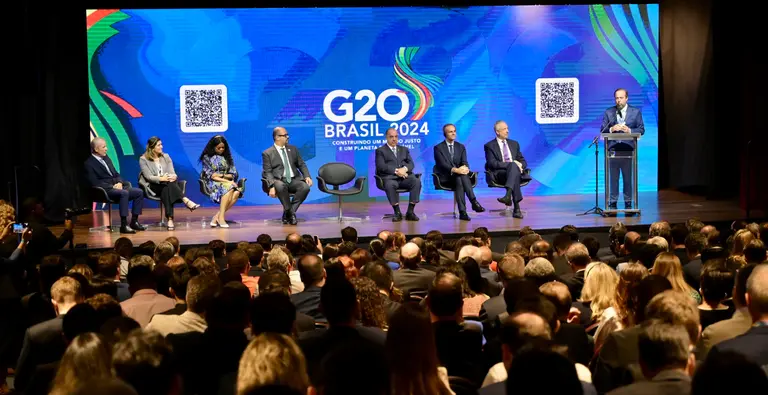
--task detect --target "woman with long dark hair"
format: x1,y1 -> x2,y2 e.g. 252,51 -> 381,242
139,136 -> 199,230
199,135 -> 243,227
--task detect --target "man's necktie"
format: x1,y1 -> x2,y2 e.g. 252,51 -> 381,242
99,158 -> 112,176
448,144 -> 454,157
391,146 -> 397,160
280,148 -> 291,183
502,140 -> 512,163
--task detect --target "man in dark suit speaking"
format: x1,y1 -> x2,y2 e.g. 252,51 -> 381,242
433,123 -> 485,221
375,128 -> 421,222
262,126 -> 312,225
484,120 -> 528,219
85,137 -> 145,234
600,88 -> 645,210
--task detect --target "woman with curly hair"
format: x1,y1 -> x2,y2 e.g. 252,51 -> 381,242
351,277 -> 388,330
199,135 -> 243,228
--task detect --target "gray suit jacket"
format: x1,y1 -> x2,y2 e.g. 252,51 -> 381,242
138,154 -> 177,196
696,307 -> 753,360
262,144 -> 310,189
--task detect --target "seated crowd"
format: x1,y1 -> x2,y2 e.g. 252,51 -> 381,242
1,210 -> 768,395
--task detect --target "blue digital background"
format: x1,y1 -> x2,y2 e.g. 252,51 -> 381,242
88,5 -> 659,206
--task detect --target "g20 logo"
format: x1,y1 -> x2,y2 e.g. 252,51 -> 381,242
322,89 -> 429,138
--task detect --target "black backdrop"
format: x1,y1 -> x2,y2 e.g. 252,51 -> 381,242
2,0 -> 764,222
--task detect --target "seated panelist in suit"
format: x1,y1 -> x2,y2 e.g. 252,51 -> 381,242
85,137 -> 146,234
600,88 -> 645,210
433,123 -> 485,221
375,128 -> 421,222
138,137 -> 200,230
262,126 -> 312,226
483,120 -> 529,219
199,135 -> 243,228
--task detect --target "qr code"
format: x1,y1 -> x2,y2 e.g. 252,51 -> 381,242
179,84 -> 228,133
535,78 -> 579,124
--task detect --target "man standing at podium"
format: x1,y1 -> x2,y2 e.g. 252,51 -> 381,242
601,88 -> 645,210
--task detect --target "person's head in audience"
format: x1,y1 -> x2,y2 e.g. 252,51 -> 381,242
186,275 -> 221,319
208,282 -> 250,331
351,277 -> 388,329
474,226 -> 491,247
164,237 -> 180,256
632,275 -> 673,324
137,241 -> 156,256
498,253 -> 525,288
399,242 -> 421,270
500,312 -> 554,370
457,244 -> 478,262
616,263 -> 649,326
623,231 -> 642,256
360,261 -> 395,298
256,234 -> 272,252
183,248 -> 198,265
114,238 -> 133,260
51,275 -> 85,316
529,239 -> 552,261
519,234 -> 542,253
454,235 -> 479,260
236,333 -> 309,395
100,316 -> 140,346
50,332 -> 113,395
652,252 -> 696,298
112,330 -> 180,395
285,233 -> 303,257
63,303 -> 100,342
476,245 -> 493,268
190,256 -> 218,277
208,239 -> 227,258
560,224 -> 579,241
386,302 -> 451,395
266,247 -> 291,273
609,222 -> 628,255
731,263 -> 757,310
165,256 -> 185,270
341,226 -> 358,243
552,232 -> 573,258
644,290 -> 700,344
581,236 -> 600,260
745,263 -> 768,324
349,248 -> 371,270
649,221 -> 673,246
322,244 -> 340,261
427,272 -> 463,322
250,291 -> 296,336
636,242 -> 665,269
69,264 -> 93,282
227,249 -> 251,276
337,241 -> 357,258
647,236 -> 669,252
539,282 -> 573,323
425,230 -> 444,249
692,350 -> 768,395
732,228 -> 755,256
320,278 -> 359,327
85,293 -> 123,326
237,241 -> 250,251
127,255 -> 156,294
369,238 -> 386,261
153,241 -> 175,266
324,257 -> 348,282
671,223 -> 689,249
258,268 -> 292,295
565,242 -> 591,272
580,262 -> 619,317
638,321 -> 695,380
244,244 -> 265,270
506,348 -> 582,395
301,234 -> 318,254
743,239 -> 767,264
686,218 -> 705,233
68,272 -> 93,299
409,236 -> 425,253
194,247 -> 214,263
685,232 -> 707,261
699,259 -> 734,309
517,226 -> 535,238
524,257 -> 556,286
701,246 -> 727,262
40,254 -> 66,295
298,254 -> 326,288
87,251 -> 102,272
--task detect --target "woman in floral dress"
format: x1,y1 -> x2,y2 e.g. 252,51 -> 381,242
199,135 -> 243,227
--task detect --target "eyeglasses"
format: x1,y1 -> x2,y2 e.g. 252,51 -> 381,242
277,134 -> 289,138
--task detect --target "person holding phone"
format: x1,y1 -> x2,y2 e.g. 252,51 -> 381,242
139,137 -> 200,230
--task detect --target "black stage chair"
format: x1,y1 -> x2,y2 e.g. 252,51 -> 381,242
373,173 -> 422,220
139,180 -> 186,228
90,181 -> 133,232
431,170 -> 478,218
485,168 -> 531,216
316,162 -> 366,222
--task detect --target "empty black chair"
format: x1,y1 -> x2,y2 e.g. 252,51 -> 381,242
485,168 -> 531,216
139,180 -> 187,228
373,173 -> 422,219
90,181 -> 133,232
316,162 -> 366,222
431,170 -> 478,218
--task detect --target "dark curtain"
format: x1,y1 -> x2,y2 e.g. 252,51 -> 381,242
3,0 -> 763,219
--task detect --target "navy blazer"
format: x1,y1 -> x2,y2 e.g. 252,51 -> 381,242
375,144 -> 415,178
484,138 -> 527,171
433,141 -> 469,184
84,155 -> 123,190
261,144 -> 311,189
600,105 -> 645,150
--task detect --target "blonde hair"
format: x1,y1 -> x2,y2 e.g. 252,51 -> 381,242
732,229 -> 756,256
236,333 -> 309,395
50,333 -> 113,395
68,264 -> 94,282
0,200 -> 15,234
580,262 -> 619,320
652,252 -> 697,297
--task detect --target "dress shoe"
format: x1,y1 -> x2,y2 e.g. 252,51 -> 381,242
120,225 -> 136,234
288,213 -> 298,225
471,200 -> 486,213
282,211 -> 289,224
625,202 -> 633,210
405,212 -> 420,221
512,208 -> 524,219
608,202 -> 617,209
497,196 -> 512,206
392,213 -> 403,222
130,221 -> 147,231
166,219 -> 175,230
186,202 -> 200,211
459,212 -> 471,221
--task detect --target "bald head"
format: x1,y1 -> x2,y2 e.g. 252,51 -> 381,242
457,245 -> 479,262
700,225 -> 717,236
477,246 -> 493,267
510,312 -> 552,340
747,264 -> 768,319
378,230 -> 390,241
428,272 -> 464,318
400,242 -> 422,269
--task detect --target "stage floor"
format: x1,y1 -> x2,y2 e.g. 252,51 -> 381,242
55,191 -> 757,250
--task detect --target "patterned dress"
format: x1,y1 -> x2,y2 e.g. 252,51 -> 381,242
200,155 -> 239,204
